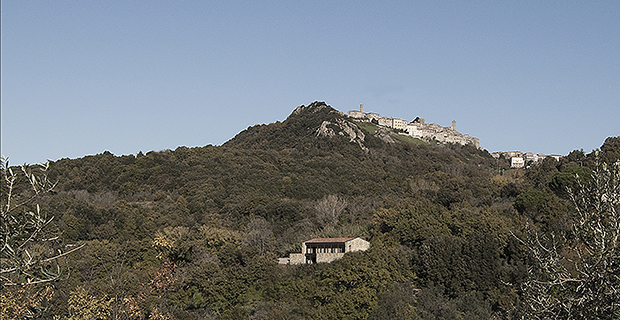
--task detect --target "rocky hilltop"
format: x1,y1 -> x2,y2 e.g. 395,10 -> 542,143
226,101 -> 477,152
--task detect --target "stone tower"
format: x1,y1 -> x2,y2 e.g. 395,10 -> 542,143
360,104 -> 364,113
452,120 -> 456,130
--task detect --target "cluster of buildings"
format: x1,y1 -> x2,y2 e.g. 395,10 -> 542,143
347,105 -> 480,149
491,151 -> 562,168
279,237 -> 370,265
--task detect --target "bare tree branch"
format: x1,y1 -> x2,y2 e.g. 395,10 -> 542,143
519,155 -> 620,319
1,155 -> 83,287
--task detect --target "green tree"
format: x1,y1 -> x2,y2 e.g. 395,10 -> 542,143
598,136 -> 620,167
549,166 -> 592,198
368,282 -> 416,320
514,189 -> 565,229
371,197 -> 450,247
65,286 -> 112,320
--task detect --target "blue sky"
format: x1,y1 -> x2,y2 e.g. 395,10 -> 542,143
2,1 -> 619,164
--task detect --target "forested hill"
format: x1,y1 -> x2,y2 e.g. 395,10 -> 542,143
48,101 -> 492,228
48,101 -> 498,220
224,101 -> 355,151
6,101 -> 620,319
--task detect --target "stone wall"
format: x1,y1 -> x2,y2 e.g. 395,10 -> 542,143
316,253 -> 345,263
289,253 -> 305,265
346,237 -> 370,252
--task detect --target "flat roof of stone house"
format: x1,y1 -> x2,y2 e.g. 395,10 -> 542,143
304,237 -> 357,244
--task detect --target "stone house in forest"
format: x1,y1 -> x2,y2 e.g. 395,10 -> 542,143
279,237 -> 370,265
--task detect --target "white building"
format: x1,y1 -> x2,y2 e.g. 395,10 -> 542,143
511,157 -> 525,168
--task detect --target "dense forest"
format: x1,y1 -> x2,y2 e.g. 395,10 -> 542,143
2,102 -> 619,319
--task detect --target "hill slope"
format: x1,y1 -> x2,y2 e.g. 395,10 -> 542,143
15,103 -> 618,319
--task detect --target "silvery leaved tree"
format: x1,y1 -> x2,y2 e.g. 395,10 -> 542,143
519,155 -> 620,319
1,156 -> 83,287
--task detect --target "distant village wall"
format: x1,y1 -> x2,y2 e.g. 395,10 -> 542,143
491,151 -> 562,168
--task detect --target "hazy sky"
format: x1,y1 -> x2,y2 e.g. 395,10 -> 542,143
2,1 -> 619,164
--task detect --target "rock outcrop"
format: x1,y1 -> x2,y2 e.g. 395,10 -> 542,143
374,127 -> 397,144
316,118 -> 368,152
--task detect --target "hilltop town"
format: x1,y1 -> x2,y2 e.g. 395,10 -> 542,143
346,104 -> 568,167
347,104 -> 481,149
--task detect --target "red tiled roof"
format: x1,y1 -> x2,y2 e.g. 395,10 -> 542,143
304,237 -> 356,243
